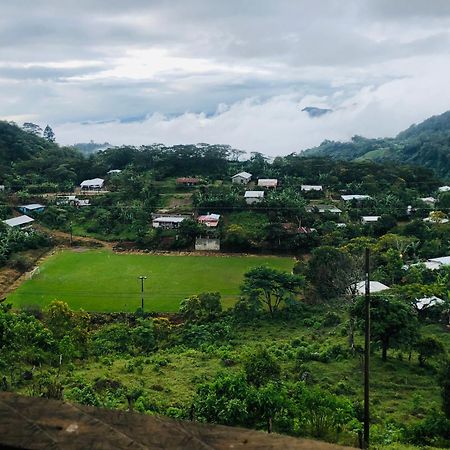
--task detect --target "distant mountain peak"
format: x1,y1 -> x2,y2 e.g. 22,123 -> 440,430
301,106 -> 332,118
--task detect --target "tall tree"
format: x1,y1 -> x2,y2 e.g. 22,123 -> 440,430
43,125 -> 55,142
22,122 -> 43,136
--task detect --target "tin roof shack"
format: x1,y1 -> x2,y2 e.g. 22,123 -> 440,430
197,213 -> 220,228
257,178 -> 278,189
3,215 -> 35,229
18,203 -> 45,214
231,172 -> 252,185
244,190 -> 265,205
80,178 -> 104,190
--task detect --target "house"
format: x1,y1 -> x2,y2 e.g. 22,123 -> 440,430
18,203 -> 45,214
56,195 -> 77,205
438,186 -> 450,192
415,296 -> 444,311
195,238 -> 221,251
152,216 -> 185,229
423,213 -> 449,224
176,177 -> 200,187
420,197 -> 436,205
75,199 -> 90,207
197,213 -> 220,227
80,178 -> 105,190
257,179 -> 278,188
3,215 -> 35,229
107,169 -> 122,175
301,185 -> 323,192
341,194 -> 372,201
353,281 -> 389,296
315,204 -> 342,214
361,216 -> 381,224
231,172 -> 252,185
244,190 -> 265,204
426,256 -> 450,270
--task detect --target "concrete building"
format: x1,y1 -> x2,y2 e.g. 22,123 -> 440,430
231,172 -> 252,185
244,190 -> 265,205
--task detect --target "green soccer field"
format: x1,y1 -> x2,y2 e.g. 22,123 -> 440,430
8,250 -> 294,312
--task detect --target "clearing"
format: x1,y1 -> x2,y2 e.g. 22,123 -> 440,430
7,250 -> 294,312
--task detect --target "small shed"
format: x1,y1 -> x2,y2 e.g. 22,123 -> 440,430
3,215 -> 35,229
195,238 -> 221,251
231,172 -> 252,185
107,169 -> 122,175
257,179 -> 278,188
301,185 -> 323,192
341,194 -> 372,201
438,186 -> 450,192
420,197 -> 436,205
244,191 -> 265,205
415,296 -> 444,310
80,178 -> 105,190
361,216 -> 381,224
18,203 -> 45,214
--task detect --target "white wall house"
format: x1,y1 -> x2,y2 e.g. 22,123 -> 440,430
152,216 -> 185,229
80,178 -> 105,190
245,191 -> 265,204
231,172 -> 252,185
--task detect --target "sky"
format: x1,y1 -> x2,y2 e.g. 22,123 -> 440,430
1,0 -> 450,155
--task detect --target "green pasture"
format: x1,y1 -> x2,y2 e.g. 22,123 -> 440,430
9,250 -> 294,312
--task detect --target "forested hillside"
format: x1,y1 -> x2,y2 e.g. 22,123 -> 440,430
303,111 -> 450,179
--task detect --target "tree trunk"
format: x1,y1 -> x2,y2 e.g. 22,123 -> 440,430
267,416 -> 272,434
382,344 -> 387,361
348,318 -> 355,354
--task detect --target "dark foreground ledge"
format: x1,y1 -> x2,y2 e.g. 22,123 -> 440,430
0,393 -> 355,450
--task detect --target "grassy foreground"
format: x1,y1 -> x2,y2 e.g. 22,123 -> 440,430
8,250 -> 294,312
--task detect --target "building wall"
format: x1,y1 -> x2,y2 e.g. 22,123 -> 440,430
195,238 -> 220,251
245,197 -> 263,205
232,176 -> 249,184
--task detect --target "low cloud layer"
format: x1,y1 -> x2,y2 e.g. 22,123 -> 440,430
1,1 -> 450,154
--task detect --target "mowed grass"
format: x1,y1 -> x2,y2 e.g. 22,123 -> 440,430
9,250 -> 294,312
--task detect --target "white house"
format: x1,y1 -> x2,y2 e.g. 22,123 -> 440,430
361,216 -> 381,224
257,179 -> 278,188
420,197 -> 436,205
341,194 -> 372,201
152,216 -> 185,229
315,205 -> 342,214
301,185 -> 323,192
415,296 -> 444,310
80,178 -> 105,190
353,281 -> 390,296
107,169 -> 122,175
438,186 -> 450,192
3,215 -> 35,229
245,191 -> 265,204
231,172 -> 252,185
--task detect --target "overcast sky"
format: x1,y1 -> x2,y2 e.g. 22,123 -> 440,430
1,0 -> 450,154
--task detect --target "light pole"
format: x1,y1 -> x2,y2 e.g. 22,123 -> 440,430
138,276 -> 147,311
363,248 -> 370,449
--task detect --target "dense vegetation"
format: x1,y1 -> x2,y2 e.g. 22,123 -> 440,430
303,111 -> 450,179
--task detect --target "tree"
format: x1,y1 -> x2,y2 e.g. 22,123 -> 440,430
179,292 -> 222,322
243,347 -> 281,387
439,359 -> 450,419
22,122 -> 43,136
352,295 -> 419,361
416,336 -> 446,367
43,125 -> 55,142
240,266 -> 304,316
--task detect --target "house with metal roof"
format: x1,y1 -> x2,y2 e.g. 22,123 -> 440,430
257,179 -> 278,188
18,203 -> 45,214
152,216 -> 186,229
3,215 -> 35,229
197,213 -> 221,227
80,178 -> 105,190
341,194 -> 372,201
244,191 -> 265,204
301,185 -> 323,192
231,172 -> 252,185
361,216 -> 381,224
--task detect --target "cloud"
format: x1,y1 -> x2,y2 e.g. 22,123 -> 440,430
1,0 -> 450,153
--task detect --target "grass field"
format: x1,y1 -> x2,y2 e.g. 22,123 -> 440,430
8,250 -> 294,312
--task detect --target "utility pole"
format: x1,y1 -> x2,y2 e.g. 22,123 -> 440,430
363,247 -> 370,449
138,276 -> 147,311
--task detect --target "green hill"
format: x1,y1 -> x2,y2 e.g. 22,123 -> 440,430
303,111 -> 450,179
